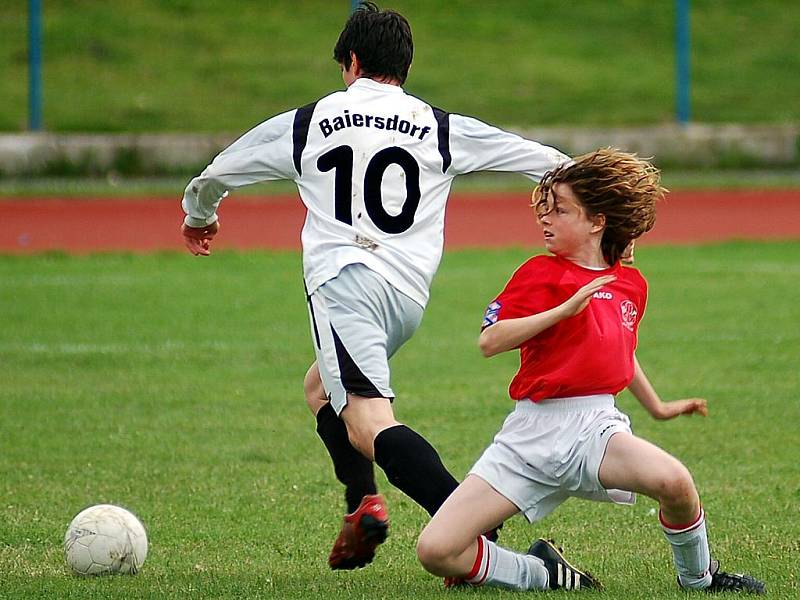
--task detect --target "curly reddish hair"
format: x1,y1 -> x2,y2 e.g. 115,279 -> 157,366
533,148 -> 666,265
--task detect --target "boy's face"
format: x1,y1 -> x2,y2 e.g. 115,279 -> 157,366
536,183 -> 601,257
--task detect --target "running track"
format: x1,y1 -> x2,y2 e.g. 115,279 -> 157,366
2,190 -> 799,253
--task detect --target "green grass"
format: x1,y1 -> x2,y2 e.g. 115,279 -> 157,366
2,1 -> 799,131
1,242 -> 799,598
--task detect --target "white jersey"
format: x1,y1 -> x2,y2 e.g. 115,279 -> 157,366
182,78 -> 568,307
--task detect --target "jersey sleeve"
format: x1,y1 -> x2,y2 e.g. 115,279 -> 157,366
181,110 -> 297,227
447,114 -> 569,181
632,268 -> 649,323
482,258 -> 553,329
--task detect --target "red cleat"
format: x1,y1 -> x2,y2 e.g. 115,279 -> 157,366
443,576 -> 470,588
328,494 -> 389,570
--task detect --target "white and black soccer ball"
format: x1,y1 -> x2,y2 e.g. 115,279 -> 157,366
64,504 -> 148,576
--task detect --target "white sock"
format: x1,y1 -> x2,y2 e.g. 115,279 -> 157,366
661,508 -> 712,590
464,535 -> 549,591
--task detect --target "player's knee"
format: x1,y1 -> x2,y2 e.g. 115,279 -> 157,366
416,529 -> 458,575
341,396 -> 399,457
345,427 -> 372,458
655,461 -> 698,511
303,365 -> 327,415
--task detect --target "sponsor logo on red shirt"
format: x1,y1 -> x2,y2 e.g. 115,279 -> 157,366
620,300 -> 638,331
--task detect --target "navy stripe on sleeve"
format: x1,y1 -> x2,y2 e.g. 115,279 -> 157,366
292,101 -> 318,176
432,107 -> 451,174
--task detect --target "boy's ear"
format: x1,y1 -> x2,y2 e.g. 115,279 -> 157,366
590,213 -> 606,233
350,51 -> 362,74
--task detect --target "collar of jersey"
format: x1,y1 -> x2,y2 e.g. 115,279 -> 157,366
349,78 -> 404,93
553,254 -> 621,275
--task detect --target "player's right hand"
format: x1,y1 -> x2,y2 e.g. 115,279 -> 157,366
560,275 -> 617,318
182,221 -> 219,256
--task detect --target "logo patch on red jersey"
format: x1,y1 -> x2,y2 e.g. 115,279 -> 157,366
620,300 -> 639,331
483,301 -> 501,327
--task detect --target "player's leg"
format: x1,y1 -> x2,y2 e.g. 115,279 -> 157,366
307,377 -> 389,570
304,362 -> 377,514
335,393 -> 397,460
305,278 -> 389,570
599,432 -> 766,593
340,395 -> 459,517
600,432 -> 699,523
313,264 -> 460,517
416,474 -> 553,591
599,432 -> 710,589
303,362 -> 328,415
417,475 -> 512,575
307,264 -> 459,566
428,399 -> 602,591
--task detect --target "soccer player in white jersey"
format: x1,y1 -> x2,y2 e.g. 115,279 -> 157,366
181,2 -> 568,570
416,149 -> 766,594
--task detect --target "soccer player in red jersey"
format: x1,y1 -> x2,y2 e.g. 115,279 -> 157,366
416,149 -> 765,594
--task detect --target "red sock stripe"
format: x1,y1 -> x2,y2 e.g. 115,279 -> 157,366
474,540 -> 491,586
465,535 -> 489,585
660,507 -> 704,534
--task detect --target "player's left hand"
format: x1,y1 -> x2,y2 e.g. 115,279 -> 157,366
655,398 -> 708,420
182,221 -> 219,256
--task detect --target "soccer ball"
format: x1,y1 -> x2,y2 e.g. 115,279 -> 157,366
64,504 -> 148,576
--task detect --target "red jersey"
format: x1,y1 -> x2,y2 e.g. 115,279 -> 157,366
482,255 -> 648,401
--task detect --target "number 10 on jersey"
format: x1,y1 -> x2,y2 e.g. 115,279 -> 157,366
318,145 -> 421,234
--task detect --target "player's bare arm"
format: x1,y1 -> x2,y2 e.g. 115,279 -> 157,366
479,275 -> 616,357
181,221 -> 219,256
628,354 -> 708,419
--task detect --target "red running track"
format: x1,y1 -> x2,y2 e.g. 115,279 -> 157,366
1,190 -> 799,254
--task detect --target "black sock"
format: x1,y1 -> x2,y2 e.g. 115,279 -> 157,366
373,424 -> 459,516
315,403 -> 377,513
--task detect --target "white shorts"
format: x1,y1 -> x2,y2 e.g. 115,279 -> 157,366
305,263 -> 424,415
469,394 -> 635,522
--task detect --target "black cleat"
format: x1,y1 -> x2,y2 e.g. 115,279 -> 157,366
704,559 -> 766,594
484,522 -> 503,543
527,538 -> 602,590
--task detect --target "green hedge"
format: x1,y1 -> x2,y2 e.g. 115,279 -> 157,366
2,1 -> 799,132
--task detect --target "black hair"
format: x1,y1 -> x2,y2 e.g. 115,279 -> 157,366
333,2 -> 413,84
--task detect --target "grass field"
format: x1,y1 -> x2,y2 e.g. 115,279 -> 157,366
2,1 -> 799,131
1,242 -> 798,598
